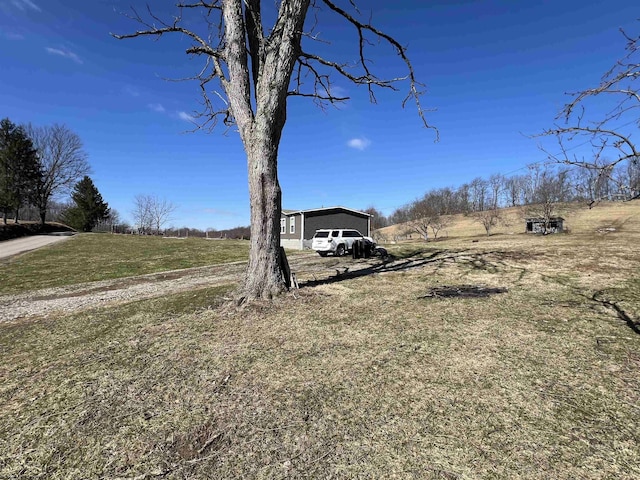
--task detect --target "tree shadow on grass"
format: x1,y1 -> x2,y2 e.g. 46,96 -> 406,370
536,270 -> 640,337
298,247 -> 640,336
590,290 -> 640,335
297,249 -> 510,289
418,285 -> 508,299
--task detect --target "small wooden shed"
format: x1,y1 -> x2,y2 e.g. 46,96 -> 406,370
525,217 -> 564,234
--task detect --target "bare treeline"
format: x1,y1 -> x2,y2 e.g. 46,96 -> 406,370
385,162 -> 639,238
381,25 -> 640,239
164,225 -> 250,240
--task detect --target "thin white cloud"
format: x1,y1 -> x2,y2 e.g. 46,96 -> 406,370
330,85 -> 348,99
123,85 -> 140,97
347,137 -> 371,151
148,103 -> 165,113
11,0 -> 41,11
45,46 -> 82,64
178,111 -> 195,122
2,31 -> 24,40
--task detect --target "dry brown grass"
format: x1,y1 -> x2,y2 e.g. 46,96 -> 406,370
378,199 -> 640,240
1,206 -> 639,479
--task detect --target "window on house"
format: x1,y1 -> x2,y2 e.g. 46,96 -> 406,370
290,216 -> 295,234
280,218 -> 286,234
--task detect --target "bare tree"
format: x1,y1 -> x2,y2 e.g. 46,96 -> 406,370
455,183 -> 471,213
502,175 -> 526,207
469,177 -> 488,212
429,216 -> 449,240
363,206 -> 388,230
132,194 -> 153,234
424,187 -> 455,216
95,208 -> 122,233
26,124 -> 91,226
615,159 -> 640,198
488,173 -> 503,210
422,189 -> 451,239
473,208 -> 503,236
132,194 -> 177,234
522,164 -> 543,205
524,168 -> 571,234
571,158 -> 615,204
150,196 -> 177,233
539,25 -> 640,203
114,1 -> 435,301
389,204 -> 411,226
406,196 -> 441,241
406,202 -> 429,241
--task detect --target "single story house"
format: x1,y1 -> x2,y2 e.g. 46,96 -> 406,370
525,217 -> 564,234
280,206 -> 372,249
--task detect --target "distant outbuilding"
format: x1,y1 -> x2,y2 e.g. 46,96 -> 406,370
525,217 -> 564,234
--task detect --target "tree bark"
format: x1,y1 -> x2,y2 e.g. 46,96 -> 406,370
39,199 -> 47,227
240,126 -> 286,301
224,0 -> 309,301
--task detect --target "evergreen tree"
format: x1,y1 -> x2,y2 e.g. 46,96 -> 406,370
62,176 -> 109,232
0,118 -> 41,224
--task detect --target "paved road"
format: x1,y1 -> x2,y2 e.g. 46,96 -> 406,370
0,235 -> 73,260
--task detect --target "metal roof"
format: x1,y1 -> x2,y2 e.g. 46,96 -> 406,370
282,206 -> 372,217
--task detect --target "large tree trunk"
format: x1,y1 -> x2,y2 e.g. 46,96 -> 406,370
221,0 -> 309,301
241,129 -> 286,301
39,205 -> 47,227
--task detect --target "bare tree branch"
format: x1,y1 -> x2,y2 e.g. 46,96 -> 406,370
176,1 -> 222,10
312,0 -> 438,139
113,1 -> 437,300
113,6 -> 220,58
537,24 -> 640,204
113,1 -> 437,137
26,124 -> 91,226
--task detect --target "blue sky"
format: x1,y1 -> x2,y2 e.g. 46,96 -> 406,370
1,0 -> 638,230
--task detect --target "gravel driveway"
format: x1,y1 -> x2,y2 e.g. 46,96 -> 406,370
0,254 -> 371,322
0,261 -> 247,322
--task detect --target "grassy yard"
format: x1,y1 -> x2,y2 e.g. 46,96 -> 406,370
1,228 -> 639,479
0,234 -> 250,294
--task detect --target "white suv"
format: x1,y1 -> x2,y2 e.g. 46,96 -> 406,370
311,229 -> 375,257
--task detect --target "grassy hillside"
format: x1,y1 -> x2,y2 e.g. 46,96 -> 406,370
1,203 -> 639,478
0,234 -> 251,294
2,228 -> 639,478
377,200 -> 640,240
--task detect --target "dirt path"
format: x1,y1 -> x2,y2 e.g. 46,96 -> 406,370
0,254 -> 378,322
0,234 -> 73,260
